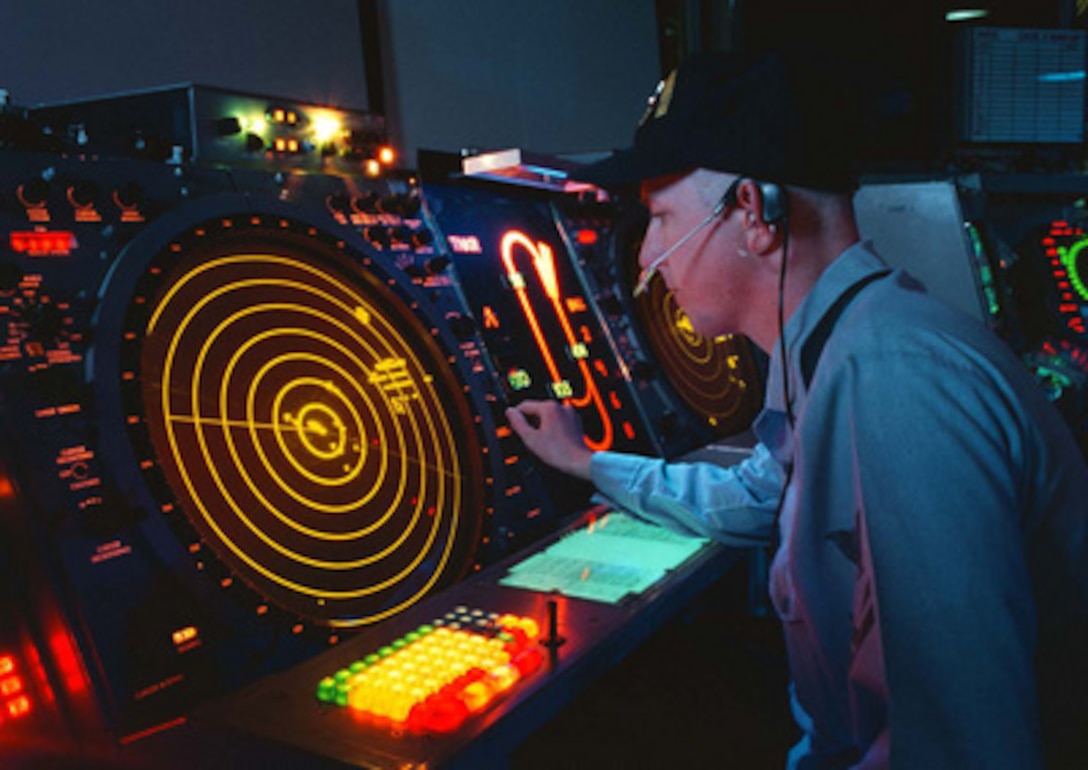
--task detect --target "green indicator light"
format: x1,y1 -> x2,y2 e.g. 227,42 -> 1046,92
964,222 -> 1001,319
551,379 -> 574,399
377,645 -> 395,658
1059,242 -> 1088,302
316,676 -> 337,702
417,624 -> 435,635
508,369 -> 532,391
404,631 -> 421,643
363,653 -> 380,665
333,668 -> 351,684
349,660 -> 367,673
391,638 -> 408,650
1035,365 -> 1074,390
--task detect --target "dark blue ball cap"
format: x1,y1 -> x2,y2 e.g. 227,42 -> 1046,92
573,50 -> 859,193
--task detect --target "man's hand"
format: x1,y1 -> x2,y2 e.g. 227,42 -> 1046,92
505,400 -> 594,480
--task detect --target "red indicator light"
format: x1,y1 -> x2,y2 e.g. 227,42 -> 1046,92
511,646 -> 543,675
0,650 -> 32,720
9,230 -> 76,256
7,695 -> 30,718
575,229 -> 598,246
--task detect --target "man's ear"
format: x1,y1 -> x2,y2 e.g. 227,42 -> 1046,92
739,180 -> 784,256
744,217 -> 782,256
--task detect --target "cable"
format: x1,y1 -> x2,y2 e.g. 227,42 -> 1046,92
769,209 -> 793,556
777,221 -> 794,430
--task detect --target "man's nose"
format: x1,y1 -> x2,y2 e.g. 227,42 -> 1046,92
637,228 -> 658,270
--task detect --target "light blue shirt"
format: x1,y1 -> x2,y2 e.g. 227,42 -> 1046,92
591,242 -> 1088,769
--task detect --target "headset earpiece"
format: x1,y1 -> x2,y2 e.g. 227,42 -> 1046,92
714,177 -> 786,226
758,182 -> 787,225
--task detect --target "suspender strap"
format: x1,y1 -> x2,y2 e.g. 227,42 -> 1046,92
799,269 -> 891,389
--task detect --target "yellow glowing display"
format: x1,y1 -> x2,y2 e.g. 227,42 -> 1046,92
634,278 -> 760,436
136,222 -> 483,628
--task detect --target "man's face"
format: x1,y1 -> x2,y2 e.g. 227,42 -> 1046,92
638,171 -> 756,339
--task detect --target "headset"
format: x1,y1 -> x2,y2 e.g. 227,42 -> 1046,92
755,180 -> 787,226
715,176 -> 787,225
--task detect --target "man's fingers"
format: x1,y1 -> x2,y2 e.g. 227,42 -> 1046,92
505,405 -> 531,433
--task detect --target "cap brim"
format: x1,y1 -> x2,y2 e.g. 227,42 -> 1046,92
569,145 -> 693,189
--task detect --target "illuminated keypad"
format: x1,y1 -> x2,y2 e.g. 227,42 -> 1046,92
316,607 -> 542,733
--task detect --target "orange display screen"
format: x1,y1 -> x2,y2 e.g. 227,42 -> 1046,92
432,189 -> 652,456
124,215 -> 485,628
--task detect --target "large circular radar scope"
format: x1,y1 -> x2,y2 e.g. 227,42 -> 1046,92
612,210 -> 764,438
634,275 -> 762,436
119,214 -> 485,629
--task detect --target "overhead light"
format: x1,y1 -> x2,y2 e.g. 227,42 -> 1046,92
1039,71 -> 1086,83
946,9 -> 989,22
311,113 -> 342,144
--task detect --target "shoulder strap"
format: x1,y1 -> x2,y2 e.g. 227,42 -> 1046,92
800,269 -> 891,389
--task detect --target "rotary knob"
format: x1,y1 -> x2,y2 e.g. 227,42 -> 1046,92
326,192 -> 351,214
412,229 -> 435,249
68,180 -> 100,208
424,255 -> 450,275
445,312 -> 477,341
364,225 -> 390,248
17,177 -> 50,207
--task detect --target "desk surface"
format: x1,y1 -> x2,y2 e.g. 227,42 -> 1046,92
194,506 -> 740,769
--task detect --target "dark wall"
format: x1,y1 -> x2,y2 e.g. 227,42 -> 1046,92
0,0 -> 369,109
